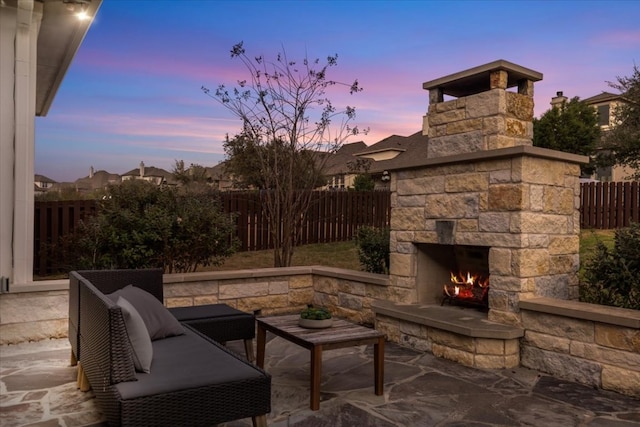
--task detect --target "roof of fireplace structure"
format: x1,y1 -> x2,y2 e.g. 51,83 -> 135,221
422,59 -> 543,98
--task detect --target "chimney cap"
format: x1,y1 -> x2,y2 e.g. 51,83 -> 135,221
422,59 -> 543,98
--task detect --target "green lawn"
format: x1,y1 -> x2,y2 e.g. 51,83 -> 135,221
206,240 -> 361,271
207,229 -> 617,273
579,229 -> 616,265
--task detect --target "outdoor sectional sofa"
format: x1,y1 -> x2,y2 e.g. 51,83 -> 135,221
69,269 -> 271,426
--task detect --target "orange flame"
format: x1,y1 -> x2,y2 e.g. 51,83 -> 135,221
443,271 -> 490,301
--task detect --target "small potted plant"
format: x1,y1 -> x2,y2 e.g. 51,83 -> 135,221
299,305 -> 333,329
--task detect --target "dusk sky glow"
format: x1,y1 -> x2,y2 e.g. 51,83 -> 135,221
35,0 -> 640,182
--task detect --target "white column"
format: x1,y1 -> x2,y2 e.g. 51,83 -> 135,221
12,0 -> 41,286
0,7 -> 18,284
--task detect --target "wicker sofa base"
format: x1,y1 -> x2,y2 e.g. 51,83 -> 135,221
69,269 -> 257,363
71,270 -> 271,426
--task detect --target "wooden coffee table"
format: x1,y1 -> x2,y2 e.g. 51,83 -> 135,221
256,314 -> 385,410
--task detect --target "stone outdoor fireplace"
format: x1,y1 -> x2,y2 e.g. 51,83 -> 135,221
373,60 -> 588,369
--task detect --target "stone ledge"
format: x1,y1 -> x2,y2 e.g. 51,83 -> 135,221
384,145 -> 588,172
165,266 -> 389,287
10,268 -> 388,293
520,297 -> 640,329
8,279 -> 68,293
372,300 -> 524,339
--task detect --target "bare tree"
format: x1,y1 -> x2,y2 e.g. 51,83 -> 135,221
202,42 -> 365,267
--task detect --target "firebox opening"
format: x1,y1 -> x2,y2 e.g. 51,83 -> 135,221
416,243 -> 490,307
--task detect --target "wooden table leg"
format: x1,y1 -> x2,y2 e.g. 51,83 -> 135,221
310,345 -> 322,410
244,338 -> 255,363
256,324 -> 266,368
374,337 -> 384,395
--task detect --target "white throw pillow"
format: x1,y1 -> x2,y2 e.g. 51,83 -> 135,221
117,296 -> 153,373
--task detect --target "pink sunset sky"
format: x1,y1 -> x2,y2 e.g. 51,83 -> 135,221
35,0 -> 640,182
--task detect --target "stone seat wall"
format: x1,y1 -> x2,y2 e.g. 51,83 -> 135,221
520,297 -> 640,397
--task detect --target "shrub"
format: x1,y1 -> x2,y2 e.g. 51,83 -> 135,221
352,174 -> 375,191
355,226 -> 389,274
580,222 -> 640,310
61,180 -> 238,273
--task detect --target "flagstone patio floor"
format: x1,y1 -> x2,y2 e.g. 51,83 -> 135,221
2,335 -> 639,427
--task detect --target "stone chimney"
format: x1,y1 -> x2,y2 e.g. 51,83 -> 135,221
421,59 -> 542,159
89,166 -> 94,179
139,161 -> 145,177
550,91 -> 568,109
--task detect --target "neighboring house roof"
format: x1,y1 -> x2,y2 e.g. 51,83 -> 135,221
323,146 -> 363,175
121,166 -> 168,178
206,162 -> 228,178
34,174 -> 56,184
34,174 -> 56,193
323,131 -> 430,176
369,131 -> 430,173
121,165 -> 176,185
335,141 -> 367,156
582,92 -> 623,105
74,170 -> 121,191
357,134 -> 410,156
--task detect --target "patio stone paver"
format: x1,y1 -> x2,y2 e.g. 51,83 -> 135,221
1,336 -> 639,427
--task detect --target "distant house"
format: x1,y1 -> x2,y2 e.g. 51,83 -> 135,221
365,131 -> 430,187
121,161 -> 176,186
552,91 -> 637,181
323,132 -> 430,190
74,166 -> 121,193
205,162 -> 235,191
323,141 -> 367,189
34,174 -> 56,194
187,133 -> 430,192
582,91 -> 637,181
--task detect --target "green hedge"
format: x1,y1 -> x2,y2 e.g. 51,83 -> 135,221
580,222 -> 640,310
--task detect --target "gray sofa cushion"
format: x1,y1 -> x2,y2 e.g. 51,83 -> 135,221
117,296 -> 153,373
115,327 -> 264,400
109,285 -> 184,340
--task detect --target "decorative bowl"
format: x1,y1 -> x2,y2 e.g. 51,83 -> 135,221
299,318 -> 333,329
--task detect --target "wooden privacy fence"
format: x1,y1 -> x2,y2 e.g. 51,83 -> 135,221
34,200 -> 97,276
580,181 -> 640,229
221,190 -> 391,251
33,184 -> 639,275
33,191 -> 390,275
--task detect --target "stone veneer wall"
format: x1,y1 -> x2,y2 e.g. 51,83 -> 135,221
0,289 -> 69,344
389,151 -> 583,326
0,266 -> 388,345
520,297 -> 640,398
162,266 -> 388,325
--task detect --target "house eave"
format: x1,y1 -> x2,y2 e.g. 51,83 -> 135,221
36,0 -> 103,116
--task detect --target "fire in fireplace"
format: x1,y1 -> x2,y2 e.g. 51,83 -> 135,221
415,243 -> 490,307
442,271 -> 490,308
